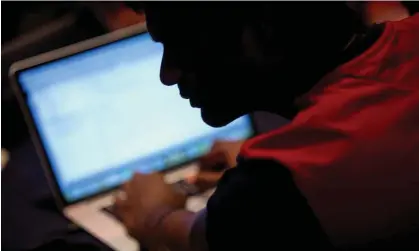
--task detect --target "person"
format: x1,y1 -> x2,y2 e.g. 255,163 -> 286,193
189,0 -> 413,193
92,2 -> 412,192
115,2 -> 419,251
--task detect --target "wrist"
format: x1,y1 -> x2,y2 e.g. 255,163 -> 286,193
146,207 -> 180,236
155,209 -> 197,251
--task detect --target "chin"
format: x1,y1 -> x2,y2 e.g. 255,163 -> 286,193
200,107 -> 243,128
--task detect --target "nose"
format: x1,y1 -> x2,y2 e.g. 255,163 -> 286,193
159,54 -> 181,86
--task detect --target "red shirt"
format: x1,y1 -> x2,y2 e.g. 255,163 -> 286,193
241,14 -> 419,245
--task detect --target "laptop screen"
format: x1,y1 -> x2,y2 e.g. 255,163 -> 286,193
17,32 -> 254,203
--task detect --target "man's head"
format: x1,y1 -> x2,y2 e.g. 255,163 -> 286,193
140,3 -> 359,127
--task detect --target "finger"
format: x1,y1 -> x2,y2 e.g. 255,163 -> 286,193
186,171 -> 224,191
185,174 -> 198,184
210,140 -> 244,153
114,190 -> 129,214
199,151 -> 229,171
210,140 -> 227,152
210,140 -> 244,166
114,184 -> 130,214
113,200 -> 126,223
149,171 -> 165,180
115,190 -> 127,201
132,171 -> 156,180
121,180 -> 133,197
195,171 -> 224,184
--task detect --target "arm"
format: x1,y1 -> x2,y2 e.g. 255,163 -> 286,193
156,158 -> 331,251
157,209 -> 208,251
205,159 -> 331,251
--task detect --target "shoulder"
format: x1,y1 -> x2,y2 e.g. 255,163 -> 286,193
237,53 -> 419,245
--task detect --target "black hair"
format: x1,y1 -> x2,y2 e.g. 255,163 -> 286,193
139,2 -> 362,42
140,2 -> 362,79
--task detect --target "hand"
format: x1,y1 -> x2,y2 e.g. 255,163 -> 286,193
186,140 -> 245,191
114,173 -> 187,247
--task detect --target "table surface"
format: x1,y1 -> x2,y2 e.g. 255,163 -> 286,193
2,141 -> 112,251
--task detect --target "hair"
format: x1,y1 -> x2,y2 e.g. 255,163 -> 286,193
141,3 -> 362,50
132,3 -> 366,118
255,3 -> 363,60
141,3 -> 362,81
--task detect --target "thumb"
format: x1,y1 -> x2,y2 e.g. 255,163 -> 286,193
186,171 -> 224,191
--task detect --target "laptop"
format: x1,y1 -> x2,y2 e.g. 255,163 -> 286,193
9,23 -> 255,251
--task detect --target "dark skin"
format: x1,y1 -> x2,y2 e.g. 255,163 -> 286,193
115,3 -> 374,251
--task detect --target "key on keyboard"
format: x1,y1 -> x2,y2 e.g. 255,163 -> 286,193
171,179 -> 200,196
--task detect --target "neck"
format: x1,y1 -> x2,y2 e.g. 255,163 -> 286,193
258,19 -> 373,119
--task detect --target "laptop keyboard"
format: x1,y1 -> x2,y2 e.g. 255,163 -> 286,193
171,179 -> 200,196
102,179 -> 200,221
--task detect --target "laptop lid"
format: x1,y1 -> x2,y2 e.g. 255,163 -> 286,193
9,24 -> 255,207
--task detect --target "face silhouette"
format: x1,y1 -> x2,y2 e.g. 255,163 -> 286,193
145,8 -> 273,127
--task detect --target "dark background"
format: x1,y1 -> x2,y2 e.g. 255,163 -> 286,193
2,3 -> 113,250
2,2 -> 107,150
